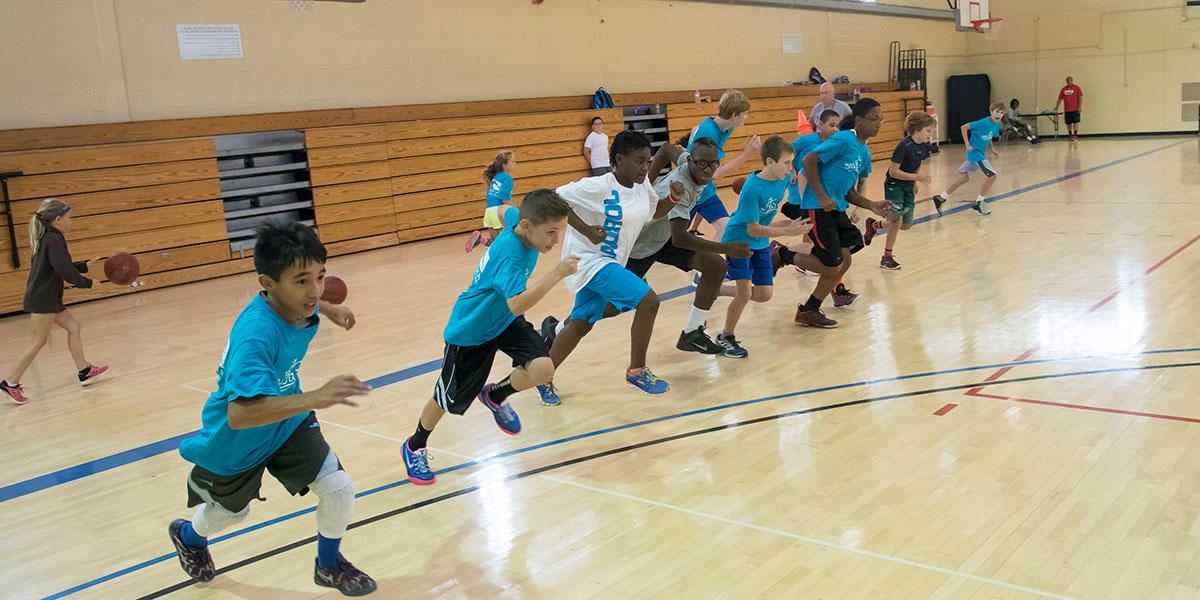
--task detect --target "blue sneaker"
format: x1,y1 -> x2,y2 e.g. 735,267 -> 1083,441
626,368 -> 669,394
479,384 -> 521,435
401,439 -> 435,485
537,383 -> 561,406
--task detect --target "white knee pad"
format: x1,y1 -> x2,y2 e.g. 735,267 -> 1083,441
191,503 -> 249,537
311,469 -> 355,539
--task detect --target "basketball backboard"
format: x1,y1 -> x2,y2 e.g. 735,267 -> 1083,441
953,0 -> 991,32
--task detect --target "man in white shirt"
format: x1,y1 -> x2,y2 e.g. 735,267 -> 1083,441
537,131 -> 679,404
809,83 -> 853,130
583,117 -> 611,176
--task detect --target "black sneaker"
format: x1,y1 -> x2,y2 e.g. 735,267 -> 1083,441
676,326 -> 722,354
168,519 -> 215,582
931,194 -> 947,216
539,315 -> 559,349
715,333 -> 748,358
314,556 -> 377,596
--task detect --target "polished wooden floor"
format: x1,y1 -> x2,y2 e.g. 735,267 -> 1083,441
3,136 -> 1199,600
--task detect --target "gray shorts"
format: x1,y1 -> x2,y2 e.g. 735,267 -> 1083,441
590,166 -> 611,176
958,159 -> 997,178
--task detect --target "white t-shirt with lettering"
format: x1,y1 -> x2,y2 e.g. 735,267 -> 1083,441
555,173 -> 654,293
584,132 -> 610,169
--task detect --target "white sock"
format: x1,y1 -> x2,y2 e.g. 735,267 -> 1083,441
684,307 -> 708,333
976,195 -> 986,202
555,320 -> 566,336
940,190 -> 949,198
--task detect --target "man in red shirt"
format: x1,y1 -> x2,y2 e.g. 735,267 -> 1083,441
1055,76 -> 1083,140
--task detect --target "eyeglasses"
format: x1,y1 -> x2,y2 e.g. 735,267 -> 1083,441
689,158 -> 720,170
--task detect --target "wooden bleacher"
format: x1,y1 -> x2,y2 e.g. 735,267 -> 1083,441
0,84 -> 923,314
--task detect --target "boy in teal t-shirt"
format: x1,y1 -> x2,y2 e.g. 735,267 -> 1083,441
717,136 -> 810,358
931,102 -> 1005,215
170,222 -> 376,595
401,190 -> 577,485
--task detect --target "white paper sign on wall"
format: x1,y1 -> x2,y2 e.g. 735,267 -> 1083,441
781,33 -> 803,55
177,24 -> 243,60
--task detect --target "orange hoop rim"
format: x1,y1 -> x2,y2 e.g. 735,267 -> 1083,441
970,17 -> 1004,30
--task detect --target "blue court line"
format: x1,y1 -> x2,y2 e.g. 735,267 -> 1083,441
2,138 -> 1189,507
44,348 -> 1200,599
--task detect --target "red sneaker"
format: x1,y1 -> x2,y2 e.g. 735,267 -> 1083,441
769,241 -> 787,277
863,218 -> 883,246
832,285 -> 859,307
465,230 -> 484,253
79,364 -> 109,386
795,307 -> 838,328
1,380 -> 28,405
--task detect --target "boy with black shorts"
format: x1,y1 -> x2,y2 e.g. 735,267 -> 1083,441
401,191 -> 575,485
931,102 -> 1004,216
779,109 -> 840,277
864,111 -> 935,270
169,222 -> 376,595
626,138 -> 752,356
774,98 -> 890,329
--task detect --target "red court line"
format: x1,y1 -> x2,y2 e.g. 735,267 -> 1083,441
1145,234 -> 1200,275
1086,292 -> 1119,314
981,348 -> 1039,384
967,233 -> 1200,394
964,387 -> 1200,424
933,403 -> 958,416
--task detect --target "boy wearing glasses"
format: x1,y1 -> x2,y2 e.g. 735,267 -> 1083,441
775,98 -> 890,329
626,138 -> 752,355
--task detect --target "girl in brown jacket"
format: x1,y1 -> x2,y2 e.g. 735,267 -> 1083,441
2,199 -> 108,405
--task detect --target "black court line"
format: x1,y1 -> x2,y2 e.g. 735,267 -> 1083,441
137,360 -> 1200,599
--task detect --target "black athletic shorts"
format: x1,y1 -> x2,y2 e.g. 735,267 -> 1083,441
626,237 -> 696,279
436,315 -> 547,415
805,208 -> 864,268
780,203 -> 804,220
186,411 -> 336,513
1064,111 -> 1080,124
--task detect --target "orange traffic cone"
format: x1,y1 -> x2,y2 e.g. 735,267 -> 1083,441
797,110 -> 814,135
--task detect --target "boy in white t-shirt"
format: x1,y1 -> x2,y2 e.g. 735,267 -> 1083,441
583,116 -> 611,176
537,131 -> 679,405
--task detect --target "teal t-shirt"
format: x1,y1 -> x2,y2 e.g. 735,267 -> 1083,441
721,172 -> 790,250
799,130 -> 873,212
967,116 -> 1000,162
486,172 -> 514,207
443,209 -> 538,346
687,116 -> 734,160
179,293 -> 319,476
786,132 -> 824,206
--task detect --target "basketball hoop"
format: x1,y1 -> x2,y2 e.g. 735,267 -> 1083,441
972,18 -> 1004,40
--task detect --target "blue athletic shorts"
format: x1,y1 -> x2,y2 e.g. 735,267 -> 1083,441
688,182 -> 730,222
725,247 -> 774,287
568,262 -> 653,324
